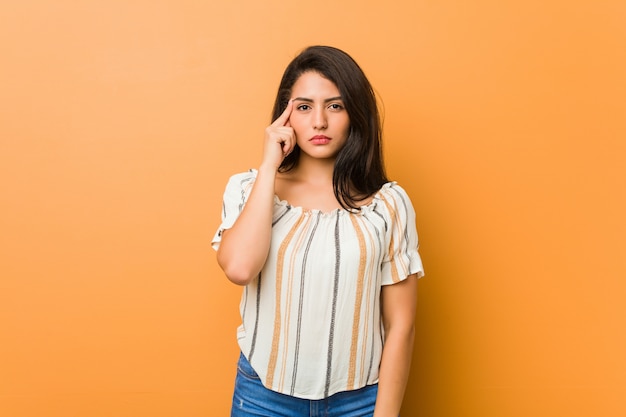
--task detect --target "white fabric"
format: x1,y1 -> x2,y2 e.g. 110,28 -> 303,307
212,169 -> 424,399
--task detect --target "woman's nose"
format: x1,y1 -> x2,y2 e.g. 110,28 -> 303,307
313,109 -> 327,130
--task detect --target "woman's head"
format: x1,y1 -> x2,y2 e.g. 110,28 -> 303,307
272,46 -> 387,209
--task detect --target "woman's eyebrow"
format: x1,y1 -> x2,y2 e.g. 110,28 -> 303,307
293,96 -> 343,103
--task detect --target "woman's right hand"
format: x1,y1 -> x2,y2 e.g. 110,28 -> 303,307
262,99 -> 295,170
218,99 -> 295,285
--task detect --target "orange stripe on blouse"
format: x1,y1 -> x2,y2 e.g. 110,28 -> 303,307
347,214 -> 367,389
278,214 -> 311,391
380,193 -> 402,283
266,213 -> 306,388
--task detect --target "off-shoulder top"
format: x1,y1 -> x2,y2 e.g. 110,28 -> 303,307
212,169 -> 424,400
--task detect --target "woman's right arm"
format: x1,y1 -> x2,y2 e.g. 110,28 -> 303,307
216,100 -> 295,285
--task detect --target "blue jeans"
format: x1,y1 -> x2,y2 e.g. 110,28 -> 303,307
231,352 -> 378,417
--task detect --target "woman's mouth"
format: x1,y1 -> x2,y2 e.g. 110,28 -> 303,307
309,135 -> 331,145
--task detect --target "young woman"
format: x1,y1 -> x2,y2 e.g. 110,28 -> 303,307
212,46 -> 424,417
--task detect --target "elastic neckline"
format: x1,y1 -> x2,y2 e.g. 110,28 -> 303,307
272,182 -> 396,216
246,168 -> 396,216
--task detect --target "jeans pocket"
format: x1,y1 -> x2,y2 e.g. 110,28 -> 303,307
237,352 -> 261,381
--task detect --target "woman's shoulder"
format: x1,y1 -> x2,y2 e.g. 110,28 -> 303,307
372,181 -> 416,214
221,169 -> 258,197
225,169 -> 257,186
376,181 -> 412,201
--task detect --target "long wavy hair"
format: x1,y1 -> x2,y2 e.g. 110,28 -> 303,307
271,45 -> 388,210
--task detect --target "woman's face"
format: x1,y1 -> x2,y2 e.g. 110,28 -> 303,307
288,71 -> 350,161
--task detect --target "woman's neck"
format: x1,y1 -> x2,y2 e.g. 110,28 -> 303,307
274,155 -> 342,212
288,154 -> 335,185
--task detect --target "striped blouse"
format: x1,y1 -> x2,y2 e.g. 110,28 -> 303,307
212,169 -> 424,400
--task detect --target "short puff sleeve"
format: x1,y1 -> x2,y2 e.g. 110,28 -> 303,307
211,170 -> 256,251
379,184 -> 424,285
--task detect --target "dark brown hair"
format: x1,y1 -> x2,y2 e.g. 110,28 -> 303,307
271,46 -> 388,210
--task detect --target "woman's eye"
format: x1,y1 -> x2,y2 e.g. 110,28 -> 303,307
297,104 -> 311,111
329,103 -> 344,110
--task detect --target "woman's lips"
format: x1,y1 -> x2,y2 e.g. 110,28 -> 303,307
310,135 -> 331,145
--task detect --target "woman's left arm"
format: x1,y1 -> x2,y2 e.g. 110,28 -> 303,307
373,273 -> 418,417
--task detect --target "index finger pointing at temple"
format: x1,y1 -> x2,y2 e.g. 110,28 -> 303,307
271,99 -> 294,127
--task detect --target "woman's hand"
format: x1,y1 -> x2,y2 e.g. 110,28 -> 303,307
262,99 -> 295,170
217,100 -> 295,285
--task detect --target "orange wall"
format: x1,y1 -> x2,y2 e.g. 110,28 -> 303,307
1,1 -> 625,416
